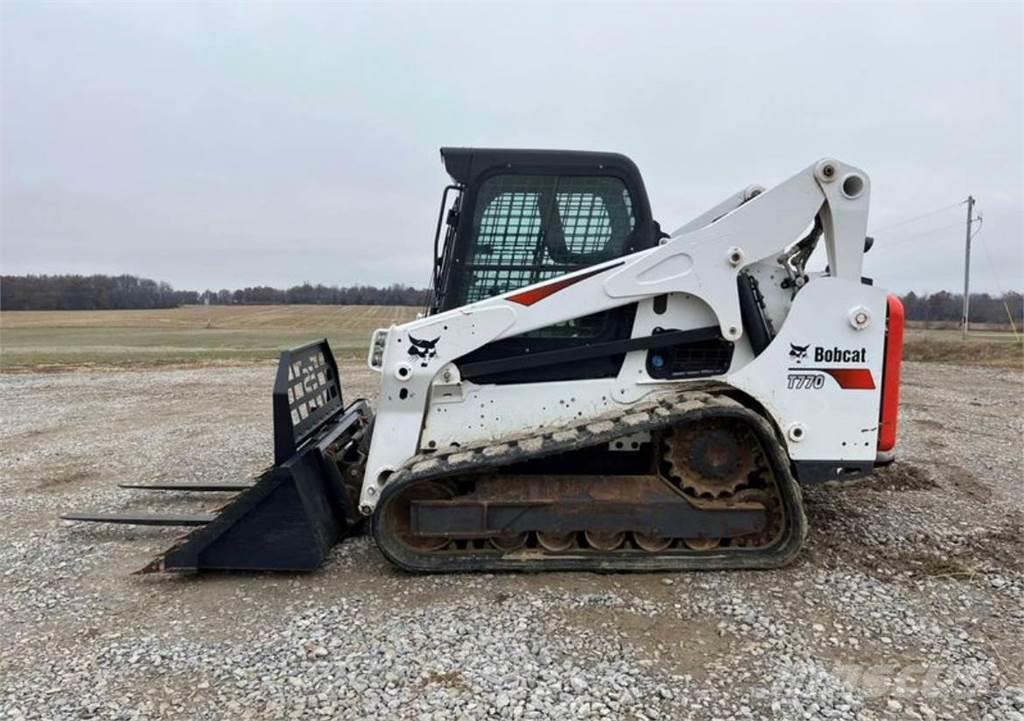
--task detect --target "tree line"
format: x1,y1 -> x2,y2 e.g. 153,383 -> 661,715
197,283 -> 430,307
0,274 -> 1020,325
901,290 -> 1022,326
0,275 -> 430,310
0,274 -> 188,311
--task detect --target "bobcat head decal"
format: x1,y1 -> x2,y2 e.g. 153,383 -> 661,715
407,335 -> 440,367
789,343 -> 810,362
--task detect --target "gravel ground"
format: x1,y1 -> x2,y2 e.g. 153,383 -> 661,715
0,361 -> 1021,721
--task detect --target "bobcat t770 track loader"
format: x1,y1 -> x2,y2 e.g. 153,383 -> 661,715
64,148 -> 905,573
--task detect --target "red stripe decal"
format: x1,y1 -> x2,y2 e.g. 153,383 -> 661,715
823,368 -> 876,390
507,263 -> 623,306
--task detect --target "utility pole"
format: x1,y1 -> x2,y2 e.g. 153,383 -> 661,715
961,195 -> 975,339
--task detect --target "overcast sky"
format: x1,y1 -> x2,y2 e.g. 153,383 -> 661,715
2,1 -> 1021,294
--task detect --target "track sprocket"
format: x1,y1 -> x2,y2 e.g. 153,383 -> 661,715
662,419 -> 760,499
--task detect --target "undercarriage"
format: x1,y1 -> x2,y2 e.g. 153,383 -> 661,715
373,391 -> 806,572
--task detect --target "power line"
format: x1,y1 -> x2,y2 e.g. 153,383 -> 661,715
869,200 -> 964,234
975,224 -> 1021,339
876,220 -> 965,250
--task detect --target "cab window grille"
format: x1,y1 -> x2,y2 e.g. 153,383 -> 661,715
459,175 -> 637,336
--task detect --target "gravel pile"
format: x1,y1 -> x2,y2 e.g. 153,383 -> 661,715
0,361 -> 1021,720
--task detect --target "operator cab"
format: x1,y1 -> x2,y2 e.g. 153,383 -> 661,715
429,147 -> 667,383
431,147 -> 663,313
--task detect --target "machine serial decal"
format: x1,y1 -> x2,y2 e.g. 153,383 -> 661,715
787,368 -> 876,390
407,335 -> 439,366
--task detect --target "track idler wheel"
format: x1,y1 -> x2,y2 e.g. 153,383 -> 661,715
384,481 -> 454,552
585,530 -> 625,551
633,533 -> 672,552
537,532 -> 574,552
490,533 -> 528,552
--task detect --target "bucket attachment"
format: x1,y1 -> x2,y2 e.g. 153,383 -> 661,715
61,339 -> 372,573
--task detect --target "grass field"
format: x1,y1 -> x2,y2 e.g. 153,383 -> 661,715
0,305 -> 420,370
904,323 -> 1023,368
0,306 -> 1019,371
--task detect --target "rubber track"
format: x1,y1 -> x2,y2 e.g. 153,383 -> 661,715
372,390 -> 807,572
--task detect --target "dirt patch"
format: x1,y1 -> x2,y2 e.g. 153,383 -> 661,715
893,552 -> 978,580
553,603 -> 737,682
963,518 -> 1024,574
36,466 -> 99,491
932,462 -> 993,503
886,520 -> 1024,579
862,462 -> 939,492
420,670 -> 467,690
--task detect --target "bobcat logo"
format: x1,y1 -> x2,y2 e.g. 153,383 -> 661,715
407,335 -> 439,367
789,343 -> 810,363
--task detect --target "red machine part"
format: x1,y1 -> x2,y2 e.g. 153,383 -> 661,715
878,294 -> 905,452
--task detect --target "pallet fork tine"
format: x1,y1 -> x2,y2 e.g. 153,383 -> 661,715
60,513 -> 215,527
117,482 -> 253,492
